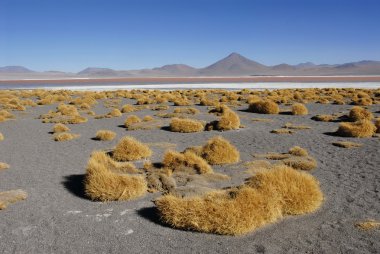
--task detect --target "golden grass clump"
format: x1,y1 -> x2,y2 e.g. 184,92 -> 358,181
121,104 -> 136,113
348,106 -> 373,121
124,115 -> 141,128
52,123 -> 70,133
155,165 -> 323,235
84,151 -> 147,201
109,108 -> 122,117
0,132 -> 3,141
53,132 -> 80,142
291,103 -> 308,115
173,107 -> 199,115
0,162 -> 10,170
355,220 -> 380,230
288,146 -> 308,156
169,118 -> 204,133
332,141 -> 362,148
112,136 -> 152,161
281,156 -> 317,171
216,108 -> 240,131
162,150 -> 213,174
248,99 -> 279,114
199,136 -> 240,165
336,120 -> 376,138
0,189 -> 28,210
95,130 -> 116,141
311,114 -> 336,122
143,115 -> 154,122
0,110 -> 13,122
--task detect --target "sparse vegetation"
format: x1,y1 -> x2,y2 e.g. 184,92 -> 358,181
95,130 -> 116,141
291,103 -> 308,115
52,123 -> 70,133
0,162 -> 10,170
0,189 -> 28,210
53,132 -> 80,141
169,118 -> 204,133
355,220 -> 380,230
336,120 -> 376,138
248,99 -> 279,114
348,106 -> 373,121
112,136 -> 152,161
332,141 -> 363,148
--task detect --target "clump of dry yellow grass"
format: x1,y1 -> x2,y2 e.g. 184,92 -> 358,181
336,120 -> 376,138
311,114 -> 336,122
108,108 -> 122,117
124,115 -> 141,128
143,115 -> 154,122
0,162 -> 10,170
155,165 -> 323,235
84,151 -> 147,201
283,123 -> 311,130
248,99 -> 279,114
52,123 -> 70,133
121,104 -> 136,113
112,136 -> 152,161
281,156 -> 317,171
216,108 -> 240,131
163,150 -> 213,174
173,107 -> 199,115
0,132 -> 3,141
332,141 -> 362,148
291,103 -> 308,115
288,146 -> 308,156
169,118 -> 204,133
0,189 -> 28,210
198,136 -> 240,165
348,106 -> 373,121
53,132 -> 80,142
95,130 -> 116,141
355,220 -> 380,230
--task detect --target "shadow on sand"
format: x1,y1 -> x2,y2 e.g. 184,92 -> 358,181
62,174 -> 87,199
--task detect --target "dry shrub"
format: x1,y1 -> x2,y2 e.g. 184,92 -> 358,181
0,132 -> 3,141
112,136 -> 152,161
109,108 -> 122,117
291,103 -> 308,115
355,220 -> 380,230
332,141 -> 362,148
174,107 -> 199,114
0,189 -> 28,210
311,114 -> 336,122
155,165 -> 323,235
281,156 -> 317,171
251,118 -> 273,122
336,120 -> 376,138
121,104 -> 136,113
288,146 -> 308,156
84,151 -> 146,201
169,118 -> 204,133
124,115 -> 141,128
152,105 -> 169,111
198,136 -> 240,165
248,100 -> 279,114
162,150 -> 213,174
271,129 -> 294,134
143,115 -> 154,122
348,106 -> 373,121
0,162 -> 10,170
216,108 -> 240,131
95,130 -> 116,141
53,132 -> 80,142
52,123 -> 70,133
283,123 -> 311,130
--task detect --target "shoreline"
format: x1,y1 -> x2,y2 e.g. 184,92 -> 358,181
2,75 -> 380,84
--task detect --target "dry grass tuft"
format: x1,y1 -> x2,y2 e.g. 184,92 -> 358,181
0,132 -> 3,141
143,115 -> 154,122
288,146 -> 308,156
169,118 -> 204,133
53,132 -> 80,142
281,156 -> 317,171
0,162 -> 10,170
332,141 -> 363,148
283,123 -> 311,130
84,151 -> 147,201
198,136 -> 240,165
173,107 -> 199,115
155,165 -> 323,235
109,108 -> 122,117
112,136 -> 152,161
0,189 -> 28,210
124,115 -> 141,128
336,120 -> 376,138
291,103 -> 308,115
52,123 -> 70,133
216,107 -> 240,131
163,150 -> 213,174
311,114 -> 336,122
355,220 -> 380,230
248,100 -> 279,114
348,106 -> 373,121
271,129 -> 294,134
95,130 -> 116,141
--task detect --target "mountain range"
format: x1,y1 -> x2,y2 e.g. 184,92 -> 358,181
1,53 -> 380,79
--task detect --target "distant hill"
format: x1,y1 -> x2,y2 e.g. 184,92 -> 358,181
0,66 -> 34,73
2,53 -> 380,79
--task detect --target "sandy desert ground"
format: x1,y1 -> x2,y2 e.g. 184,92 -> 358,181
0,88 -> 379,253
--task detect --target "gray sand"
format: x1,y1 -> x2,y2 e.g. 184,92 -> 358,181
0,99 -> 379,253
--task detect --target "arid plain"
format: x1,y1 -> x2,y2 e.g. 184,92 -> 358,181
0,88 -> 379,253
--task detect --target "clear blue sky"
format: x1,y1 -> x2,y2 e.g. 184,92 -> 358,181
1,0 -> 379,72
